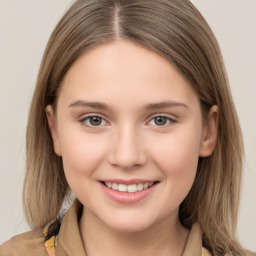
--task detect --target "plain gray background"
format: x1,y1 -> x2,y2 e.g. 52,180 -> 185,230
0,0 -> 255,251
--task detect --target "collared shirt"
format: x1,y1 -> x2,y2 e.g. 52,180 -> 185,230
0,199 -> 211,256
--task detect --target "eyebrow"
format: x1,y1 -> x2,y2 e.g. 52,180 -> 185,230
145,101 -> 188,110
69,100 -> 188,110
69,100 -> 109,110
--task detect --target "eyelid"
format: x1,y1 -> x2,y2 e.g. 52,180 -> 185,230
79,113 -> 109,128
147,114 -> 177,126
150,113 -> 176,119
78,113 -> 177,128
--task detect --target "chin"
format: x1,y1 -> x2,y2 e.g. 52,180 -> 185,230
109,222 -> 152,233
102,213 -> 157,233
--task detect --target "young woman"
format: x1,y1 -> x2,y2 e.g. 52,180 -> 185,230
0,0 -> 255,255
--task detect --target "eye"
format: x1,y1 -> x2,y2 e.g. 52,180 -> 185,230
148,116 -> 175,126
81,116 -> 107,127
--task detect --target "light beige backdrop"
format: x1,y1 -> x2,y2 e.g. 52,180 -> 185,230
0,0 -> 255,251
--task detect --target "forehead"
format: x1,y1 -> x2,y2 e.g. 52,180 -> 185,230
58,40 -> 199,110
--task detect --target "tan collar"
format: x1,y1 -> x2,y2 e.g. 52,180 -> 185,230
56,199 -> 203,256
56,199 -> 86,256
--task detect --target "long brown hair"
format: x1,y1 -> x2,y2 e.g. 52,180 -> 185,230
23,0 -> 247,255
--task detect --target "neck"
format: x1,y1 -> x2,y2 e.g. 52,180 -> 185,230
79,208 -> 189,256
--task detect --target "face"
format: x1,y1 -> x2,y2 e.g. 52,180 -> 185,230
46,40 -> 218,232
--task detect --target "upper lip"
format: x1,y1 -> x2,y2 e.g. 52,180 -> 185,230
100,179 -> 158,185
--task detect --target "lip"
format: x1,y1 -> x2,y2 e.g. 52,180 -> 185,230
102,179 -> 155,185
99,180 -> 159,204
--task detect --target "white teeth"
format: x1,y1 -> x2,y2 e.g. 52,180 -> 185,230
143,183 -> 149,189
127,184 -> 137,192
118,184 -> 127,192
112,183 -> 118,190
106,182 -> 112,188
137,183 -> 144,191
104,181 -> 155,193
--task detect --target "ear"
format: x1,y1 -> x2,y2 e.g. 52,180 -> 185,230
45,105 -> 62,156
199,105 -> 219,157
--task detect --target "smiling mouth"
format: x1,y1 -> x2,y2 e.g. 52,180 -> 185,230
101,181 -> 159,193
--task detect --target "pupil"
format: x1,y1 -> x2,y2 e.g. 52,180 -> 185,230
90,116 -> 102,126
155,116 -> 167,126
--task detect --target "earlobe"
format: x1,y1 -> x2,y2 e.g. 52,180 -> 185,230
199,105 -> 219,157
45,105 -> 62,156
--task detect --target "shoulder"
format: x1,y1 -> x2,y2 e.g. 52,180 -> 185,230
247,251 -> 256,256
0,229 -> 47,256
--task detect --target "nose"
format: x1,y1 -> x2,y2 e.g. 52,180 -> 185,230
108,125 -> 148,169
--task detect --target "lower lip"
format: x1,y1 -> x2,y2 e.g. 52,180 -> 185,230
99,182 -> 158,204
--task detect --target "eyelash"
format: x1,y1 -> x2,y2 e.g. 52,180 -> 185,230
79,114 -> 177,128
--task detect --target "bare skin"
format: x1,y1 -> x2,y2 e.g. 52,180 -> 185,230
46,40 -> 218,256
79,205 -> 189,256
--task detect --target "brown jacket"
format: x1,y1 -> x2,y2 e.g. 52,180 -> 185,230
0,200 -> 212,255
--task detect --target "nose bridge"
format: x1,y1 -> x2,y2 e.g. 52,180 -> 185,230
109,123 -> 147,169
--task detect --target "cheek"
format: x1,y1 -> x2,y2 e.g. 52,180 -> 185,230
161,135 -> 200,172
58,126 -> 107,181
149,126 -> 202,196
